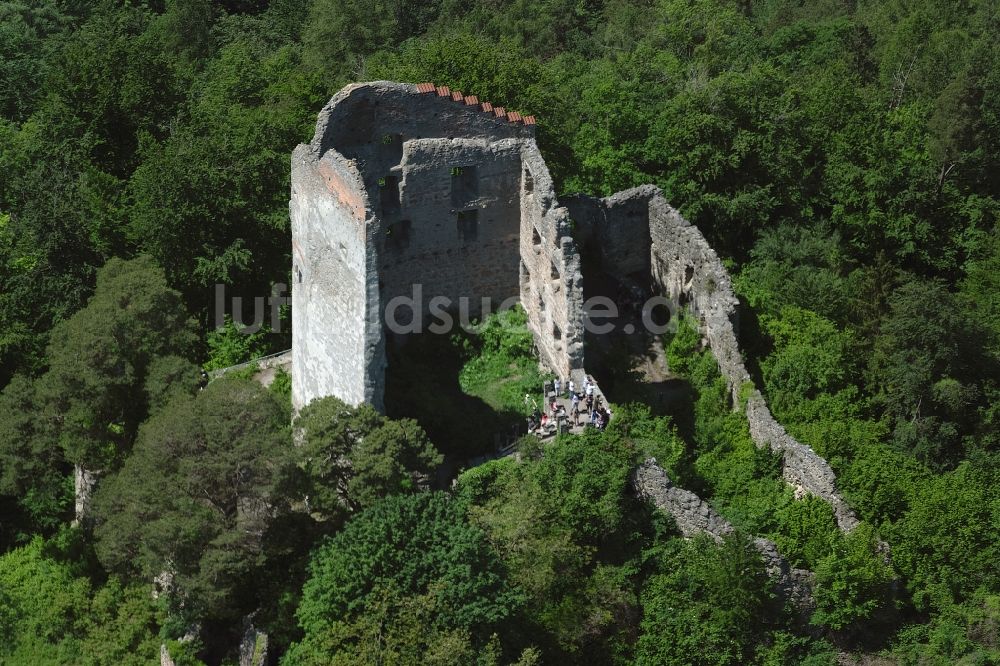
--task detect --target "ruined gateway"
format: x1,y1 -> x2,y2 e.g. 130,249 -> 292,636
289,81 -> 860,537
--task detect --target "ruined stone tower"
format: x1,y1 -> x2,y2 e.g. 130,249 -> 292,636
291,80 -> 860,533
290,81 -> 585,412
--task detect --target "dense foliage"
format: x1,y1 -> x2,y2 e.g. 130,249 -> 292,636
1,0 -> 998,663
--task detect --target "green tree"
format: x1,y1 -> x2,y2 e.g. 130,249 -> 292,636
0,537 -> 161,664
759,306 -> 854,416
34,255 -> 197,469
869,278 -> 993,467
810,523 -> 895,630
636,534 -> 776,666
0,374 -> 70,538
460,431 -> 639,655
288,492 -> 522,661
887,453 -> 1000,612
295,395 -> 443,519
92,376 -> 294,624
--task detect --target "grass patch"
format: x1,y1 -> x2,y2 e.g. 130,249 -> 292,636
386,306 -> 552,458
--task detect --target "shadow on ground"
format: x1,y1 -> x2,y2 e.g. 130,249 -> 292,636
384,331 -> 524,461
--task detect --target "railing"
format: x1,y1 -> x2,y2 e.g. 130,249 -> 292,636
208,349 -> 293,379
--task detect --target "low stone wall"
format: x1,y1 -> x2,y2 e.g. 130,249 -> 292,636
632,458 -> 814,612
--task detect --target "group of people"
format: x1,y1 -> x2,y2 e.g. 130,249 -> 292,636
526,375 -> 612,436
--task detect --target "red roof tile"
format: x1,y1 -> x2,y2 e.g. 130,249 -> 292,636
412,82 -> 538,127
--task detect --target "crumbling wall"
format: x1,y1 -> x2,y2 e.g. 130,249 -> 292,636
290,143 -> 379,412
644,193 -> 859,532
378,138 -> 522,314
580,185 -> 859,532
311,82 -> 533,159
291,81 -> 584,411
520,145 -> 585,382
632,458 -> 814,612
563,189 -> 651,277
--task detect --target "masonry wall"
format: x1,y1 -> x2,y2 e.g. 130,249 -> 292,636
290,144 -> 378,411
579,185 -> 860,532
632,458 -> 814,613
312,82 -> 532,159
564,189 -> 652,278
644,192 -> 859,531
377,138 -> 522,317
519,144 -> 585,383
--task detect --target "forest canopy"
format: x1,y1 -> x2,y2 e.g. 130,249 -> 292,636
0,0 -> 998,664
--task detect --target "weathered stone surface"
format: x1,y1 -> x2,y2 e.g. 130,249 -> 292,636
291,81 -> 585,412
579,186 -> 859,532
632,458 -> 814,612
291,82 -> 857,534
631,457 -> 735,539
239,617 -> 268,666
72,464 -> 99,526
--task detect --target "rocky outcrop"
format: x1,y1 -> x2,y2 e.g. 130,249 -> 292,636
239,616 -> 268,666
72,464 -> 100,527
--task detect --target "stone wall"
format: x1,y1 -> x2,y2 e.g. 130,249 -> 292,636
519,145 -> 585,383
290,83 -> 856,539
378,138 -> 522,314
580,185 -> 859,532
564,189 -> 651,278
290,142 -> 376,411
632,458 -> 814,612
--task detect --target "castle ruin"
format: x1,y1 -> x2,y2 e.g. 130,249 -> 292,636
290,81 -> 584,413
290,81 -> 859,532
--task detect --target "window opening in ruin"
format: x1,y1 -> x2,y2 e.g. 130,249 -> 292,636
551,260 -> 560,280
386,220 -> 412,251
684,265 -> 694,285
553,322 -> 562,340
457,210 -> 478,243
379,175 -> 400,215
451,165 -> 478,206
532,226 -> 542,249
524,168 -> 534,193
